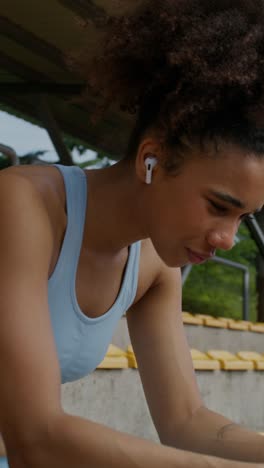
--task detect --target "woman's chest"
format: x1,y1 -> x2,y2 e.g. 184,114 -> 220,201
49,232 -> 156,319
68,247 -> 135,318
47,238 -> 157,382
16,165 -> 158,319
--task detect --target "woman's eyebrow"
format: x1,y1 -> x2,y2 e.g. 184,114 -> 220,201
209,190 -> 263,213
209,190 -> 245,208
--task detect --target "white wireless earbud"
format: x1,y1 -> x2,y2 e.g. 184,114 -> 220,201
144,156 -> 157,184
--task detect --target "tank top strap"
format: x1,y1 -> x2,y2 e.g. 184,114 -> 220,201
123,240 -> 141,310
49,164 -> 87,283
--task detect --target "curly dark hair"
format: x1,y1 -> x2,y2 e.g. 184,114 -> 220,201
70,0 -> 264,171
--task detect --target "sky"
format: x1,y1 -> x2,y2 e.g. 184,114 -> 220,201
0,110 -> 98,164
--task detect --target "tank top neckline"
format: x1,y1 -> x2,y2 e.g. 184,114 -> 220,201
48,163 -> 139,324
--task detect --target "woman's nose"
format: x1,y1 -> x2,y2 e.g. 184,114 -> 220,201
207,225 -> 238,251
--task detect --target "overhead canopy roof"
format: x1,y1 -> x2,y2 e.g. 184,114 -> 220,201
0,0 -> 143,158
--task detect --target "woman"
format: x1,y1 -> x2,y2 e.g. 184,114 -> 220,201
1,0 -> 264,467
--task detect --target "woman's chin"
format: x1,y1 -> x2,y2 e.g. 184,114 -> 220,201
151,242 -> 188,268
160,252 -> 188,268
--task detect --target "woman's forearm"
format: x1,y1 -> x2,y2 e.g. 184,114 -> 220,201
14,413 -> 263,468
165,405 -> 264,463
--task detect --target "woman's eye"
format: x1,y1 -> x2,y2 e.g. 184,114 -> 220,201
240,213 -> 250,221
208,199 -> 251,221
209,200 -> 228,213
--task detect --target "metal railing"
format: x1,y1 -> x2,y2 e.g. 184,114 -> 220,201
181,214 -> 264,322
182,255 -> 250,321
0,143 -> 19,165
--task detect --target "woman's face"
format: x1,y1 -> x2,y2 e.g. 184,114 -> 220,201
145,142 -> 264,267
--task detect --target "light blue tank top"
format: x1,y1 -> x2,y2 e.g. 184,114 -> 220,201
47,164 -> 141,383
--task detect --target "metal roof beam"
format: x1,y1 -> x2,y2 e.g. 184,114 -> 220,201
38,96 -> 73,166
0,15 -> 66,68
0,51 -> 52,82
58,0 -> 107,26
0,83 -> 85,95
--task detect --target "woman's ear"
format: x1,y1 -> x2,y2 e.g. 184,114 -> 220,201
134,138 -> 160,184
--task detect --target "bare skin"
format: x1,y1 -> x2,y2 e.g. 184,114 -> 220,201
1,137 -> 264,467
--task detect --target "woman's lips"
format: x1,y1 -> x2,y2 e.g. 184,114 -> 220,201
186,248 -> 211,264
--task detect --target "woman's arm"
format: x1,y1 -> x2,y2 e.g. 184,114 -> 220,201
23,411 -> 264,468
168,405 -> 264,463
126,263 -> 264,464
0,435 -> 6,456
0,173 -> 261,468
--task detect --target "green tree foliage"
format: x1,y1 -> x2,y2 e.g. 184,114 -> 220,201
63,135 -> 114,168
0,154 -> 10,170
182,223 -> 258,322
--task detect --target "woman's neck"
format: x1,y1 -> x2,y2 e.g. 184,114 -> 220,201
82,159 -> 147,254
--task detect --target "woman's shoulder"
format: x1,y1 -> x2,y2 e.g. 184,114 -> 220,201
1,164 -> 65,209
1,164 -> 65,233
0,165 -> 65,275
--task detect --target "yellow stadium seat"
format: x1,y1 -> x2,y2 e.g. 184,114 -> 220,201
127,345 -> 138,368
227,320 -> 250,331
248,322 -> 264,333
182,312 -> 203,325
237,351 -> 264,370
191,349 -> 220,370
195,315 -> 227,328
218,317 -> 235,326
206,350 -> 254,370
97,344 -> 129,369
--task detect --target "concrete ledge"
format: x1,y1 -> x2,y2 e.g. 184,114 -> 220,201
184,325 -> 264,354
62,370 -> 158,441
112,316 -> 264,354
61,369 -> 264,440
